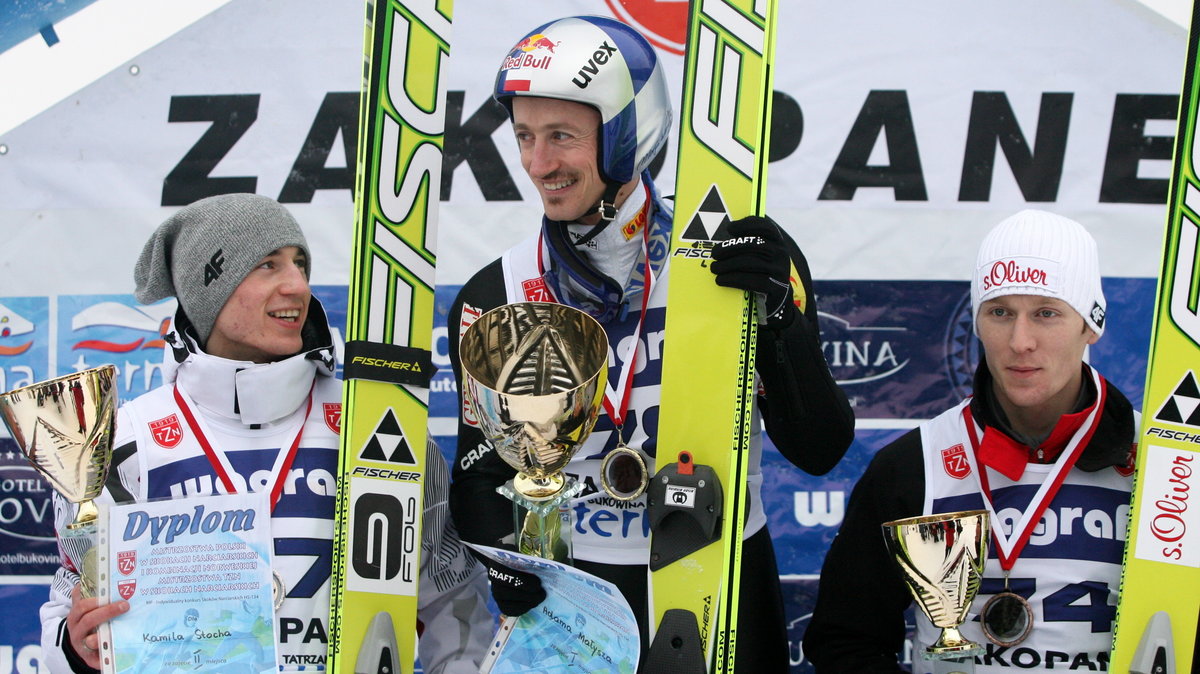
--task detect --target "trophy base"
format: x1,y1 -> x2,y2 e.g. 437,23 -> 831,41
56,522 -> 100,598
497,478 -> 584,562
927,656 -> 977,674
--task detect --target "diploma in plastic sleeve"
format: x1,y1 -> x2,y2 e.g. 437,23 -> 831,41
95,491 -> 277,673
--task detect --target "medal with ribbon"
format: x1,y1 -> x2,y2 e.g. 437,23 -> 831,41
173,383 -> 314,611
962,367 -> 1105,647
537,195 -> 659,501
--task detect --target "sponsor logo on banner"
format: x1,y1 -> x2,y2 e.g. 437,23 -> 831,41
150,415 -> 183,449
1134,444 -> 1199,567
0,297 -> 47,395
0,463 -> 55,545
118,579 -> 137,600
117,550 -> 137,576
0,300 -> 35,356
323,402 -> 341,434
603,0 -> 688,55
819,312 -> 910,386
60,295 -> 177,399
942,444 -> 971,479
793,491 -> 844,527
521,278 -> 552,302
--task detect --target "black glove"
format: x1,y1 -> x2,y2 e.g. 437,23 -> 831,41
477,554 -> 546,616
710,215 -> 799,328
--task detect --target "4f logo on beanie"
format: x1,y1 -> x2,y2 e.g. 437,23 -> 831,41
1090,302 -> 1106,329
203,249 -> 225,286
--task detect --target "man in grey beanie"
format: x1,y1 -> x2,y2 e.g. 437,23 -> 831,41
134,192 -> 315,357
805,210 -> 1138,672
39,194 -> 492,674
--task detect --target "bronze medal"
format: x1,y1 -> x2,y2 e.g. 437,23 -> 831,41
980,590 -> 1033,647
600,443 -> 650,501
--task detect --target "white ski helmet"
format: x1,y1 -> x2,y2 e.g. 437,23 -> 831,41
493,15 -> 672,186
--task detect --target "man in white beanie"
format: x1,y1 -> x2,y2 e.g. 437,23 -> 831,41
804,210 -> 1138,672
38,194 -> 492,674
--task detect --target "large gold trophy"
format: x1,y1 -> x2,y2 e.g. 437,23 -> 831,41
0,365 -> 118,596
459,302 -> 608,561
882,510 -> 990,674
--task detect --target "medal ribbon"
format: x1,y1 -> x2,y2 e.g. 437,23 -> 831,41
536,188 -> 655,427
173,383 -> 314,513
961,366 -> 1106,569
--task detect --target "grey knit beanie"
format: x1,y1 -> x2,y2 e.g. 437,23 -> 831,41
134,193 -> 310,344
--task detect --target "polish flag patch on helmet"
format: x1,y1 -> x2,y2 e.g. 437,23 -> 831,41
941,444 -> 971,479
149,414 -> 183,449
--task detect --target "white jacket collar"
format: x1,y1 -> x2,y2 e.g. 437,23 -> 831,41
161,300 -> 337,426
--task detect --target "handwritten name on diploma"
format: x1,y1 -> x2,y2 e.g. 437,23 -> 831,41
143,629 -> 232,643
122,504 -> 258,545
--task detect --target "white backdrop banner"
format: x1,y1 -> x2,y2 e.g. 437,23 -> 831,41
0,1 -> 1185,671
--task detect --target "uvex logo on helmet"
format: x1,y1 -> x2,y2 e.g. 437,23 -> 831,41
572,41 -> 619,89
981,259 -> 1051,292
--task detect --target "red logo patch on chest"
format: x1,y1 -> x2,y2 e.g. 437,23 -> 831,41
941,443 -> 971,479
522,278 -> 552,302
324,402 -> 342,434
149,414 -> 183,449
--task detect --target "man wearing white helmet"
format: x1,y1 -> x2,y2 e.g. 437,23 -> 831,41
447,15 -> 854,670
804,210 -> 1138,672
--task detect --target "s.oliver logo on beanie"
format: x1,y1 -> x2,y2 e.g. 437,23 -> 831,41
980,256 -> 1059,294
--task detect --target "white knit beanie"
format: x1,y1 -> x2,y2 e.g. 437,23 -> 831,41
971,209 -> 1105,337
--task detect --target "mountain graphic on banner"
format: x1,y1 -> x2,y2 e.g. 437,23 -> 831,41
1154,370 -> 1200,428
680,184 -> 732,241
360,408 -> 417,464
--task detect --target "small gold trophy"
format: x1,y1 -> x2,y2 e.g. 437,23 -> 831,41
882,510 -> 990,674
0,364 -> 118,596
459,302 -> 607,562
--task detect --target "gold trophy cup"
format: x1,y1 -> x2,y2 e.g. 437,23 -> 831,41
459,302 -> 608,561
0,365 -> 118,596
882,510 -> 990,674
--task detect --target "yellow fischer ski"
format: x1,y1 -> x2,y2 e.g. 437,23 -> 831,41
646,1 -> 778,672
1111,3 -> 1200,672
327,1 -> 452,672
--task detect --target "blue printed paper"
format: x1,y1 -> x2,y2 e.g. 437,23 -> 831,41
98,492 -> 277,673
471,544 -> 639,673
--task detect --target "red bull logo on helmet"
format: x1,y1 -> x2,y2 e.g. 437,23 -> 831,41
503,33 -> 560,72
514,34 -> 560,54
